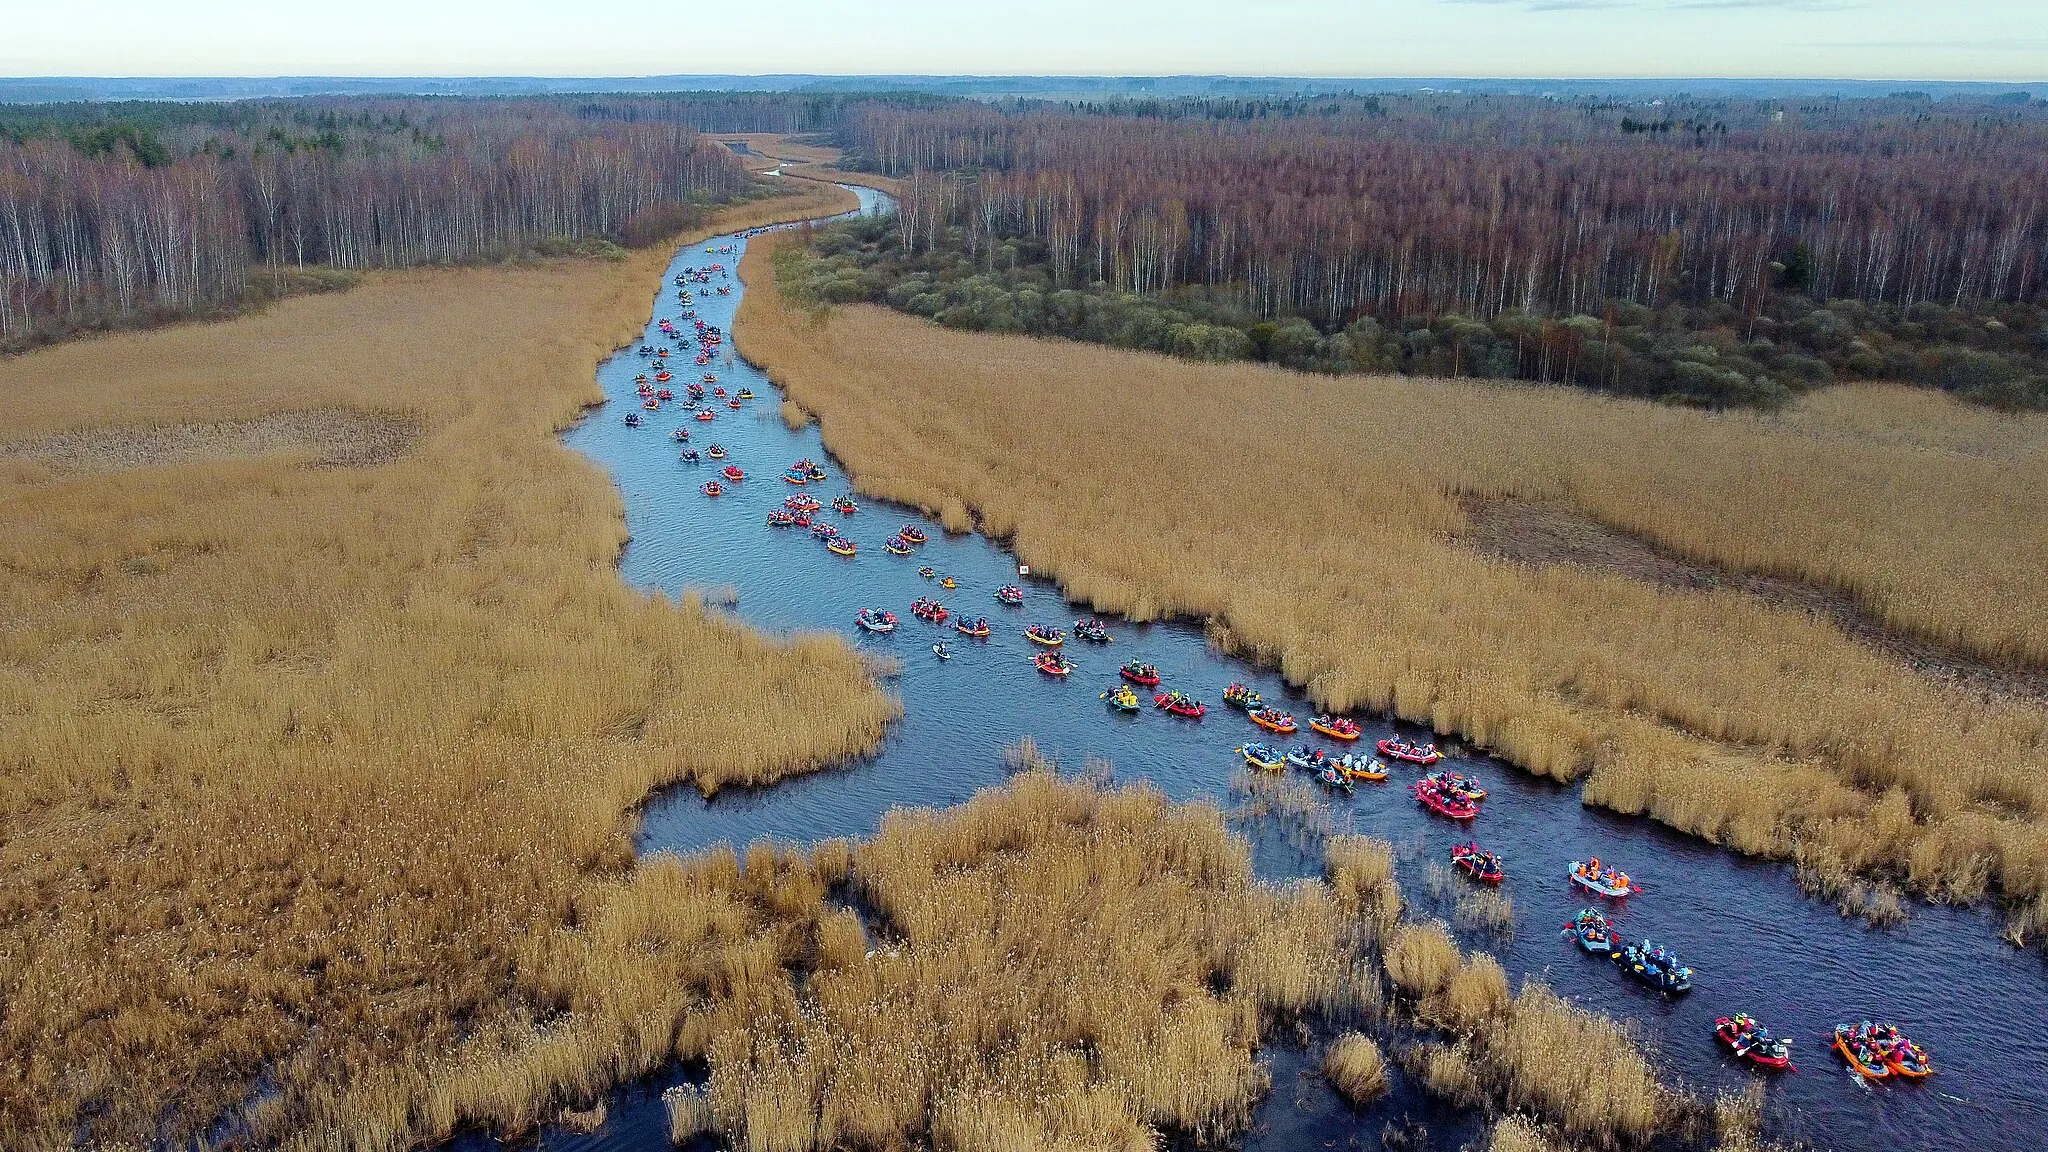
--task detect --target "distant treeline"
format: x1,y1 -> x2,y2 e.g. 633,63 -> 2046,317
0,97 -> 837,349
835,95 -> 2048,407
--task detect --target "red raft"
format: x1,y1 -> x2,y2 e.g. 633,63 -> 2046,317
1450,842 -> 1504,884
1378,738 -> 1441,765
1413,776 -> 1479,819
1153,691 -> 1206,718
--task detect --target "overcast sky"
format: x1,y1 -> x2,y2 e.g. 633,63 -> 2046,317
2,0 -> 2042,80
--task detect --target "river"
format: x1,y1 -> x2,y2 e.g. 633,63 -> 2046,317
476,185 -> 2048,1152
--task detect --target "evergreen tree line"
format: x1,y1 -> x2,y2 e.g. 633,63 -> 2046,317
0,99 -> 756,349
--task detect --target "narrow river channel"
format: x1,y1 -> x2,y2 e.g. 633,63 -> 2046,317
486,185 -> 2047,1152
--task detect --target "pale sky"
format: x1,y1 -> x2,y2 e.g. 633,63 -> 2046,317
1,0 -> 2042,81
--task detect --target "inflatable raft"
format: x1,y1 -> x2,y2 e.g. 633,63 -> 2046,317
1562,909 -> 1615,954
1336,752 -> 1388,782
1153,691 -> 1206,718
1310,716 -> 1361,741
1377,738 -> 1441,765
1412,777 -> 1478,819
1222,682 -> 1263,711
1451,842 -> 1504,884
1569,858 -> 1640,898
1249,708 -> 1298,734
1239,743 -> 1286,772
1119,661 -> 1161,686
1716,1016 -> 1793,1071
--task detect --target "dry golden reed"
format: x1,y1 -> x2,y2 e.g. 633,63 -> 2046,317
1323,1033 -> 1391,1103
692,772 -> 1376,1152
0,182 -> 897,1148
738,231 -> 2048,919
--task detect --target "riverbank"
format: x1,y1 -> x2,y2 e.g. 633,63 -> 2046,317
738,229 -> 2048,936
0,185 -> 887,1147
718,131 -> 905,196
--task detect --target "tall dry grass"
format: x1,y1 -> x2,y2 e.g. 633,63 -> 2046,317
739,231 -> 2048,920
0,182 -> 897,1148
1323,1033 -> 1391,1103
683,772 -> 1377,1151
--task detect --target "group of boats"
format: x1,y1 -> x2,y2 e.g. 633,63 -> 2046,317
618,244 -> 1943,1122
1562,910 -> 1694,993
884,524 -> 929,556
1832,1021 -> 1935,1079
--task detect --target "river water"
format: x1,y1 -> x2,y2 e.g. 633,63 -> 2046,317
506,186 -> 2047,1151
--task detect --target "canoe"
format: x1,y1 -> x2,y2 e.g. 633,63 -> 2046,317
1310,716 -> 1361,741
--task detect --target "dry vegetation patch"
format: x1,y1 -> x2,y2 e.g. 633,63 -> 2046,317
1464,495 -> 2048,706
0,185 -> 888,1148
738,232 -> 2048,924
0,406 -> 421,472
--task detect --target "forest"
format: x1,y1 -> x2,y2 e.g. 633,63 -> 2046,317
0,97 -> 794,349
822,95 -> 2048,408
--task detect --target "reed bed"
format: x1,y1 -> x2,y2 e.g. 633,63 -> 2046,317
689,772 -> 1377,1151
0,186 -> 891,1147
739,231 -> 2048,921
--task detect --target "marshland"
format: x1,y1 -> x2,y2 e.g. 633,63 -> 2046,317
5,83 -> 2048,1152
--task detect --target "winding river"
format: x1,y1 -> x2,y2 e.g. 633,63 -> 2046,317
489,186 -> 2048,1151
